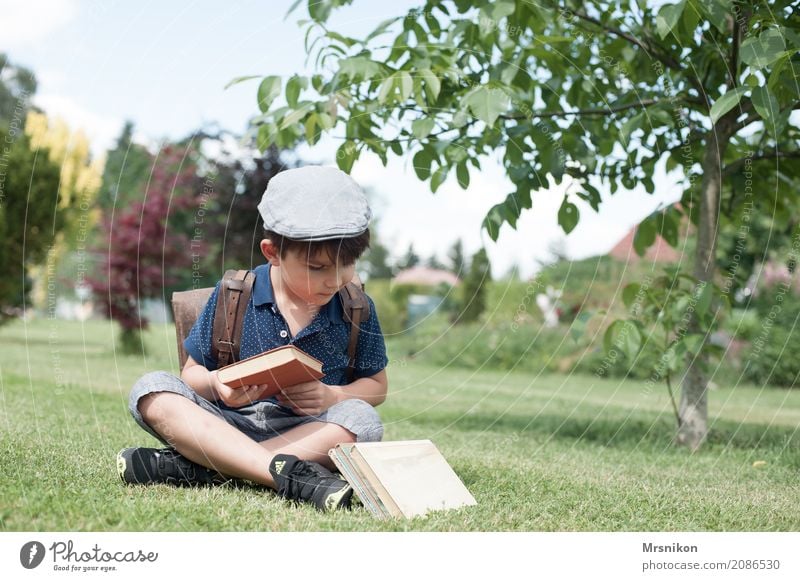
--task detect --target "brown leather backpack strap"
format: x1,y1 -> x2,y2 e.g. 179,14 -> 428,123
211,269 -> 255,368
338,281 -> 370,383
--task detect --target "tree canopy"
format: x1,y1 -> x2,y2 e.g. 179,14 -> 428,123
248,0 -> 800,449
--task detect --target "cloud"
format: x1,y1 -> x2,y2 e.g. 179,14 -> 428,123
32,93 -> 123,156
0,0 -> 78,49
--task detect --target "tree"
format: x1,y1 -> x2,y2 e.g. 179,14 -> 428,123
447,238 -> 467,278
0,54 -> 36,126
361,235 -> 394,279
250,0 -> 800,449
194,137 -> 294,275
397,243 -> 421,270
89,145 -> 201,352
0,129 -> 61,321
97,121 -> 154,210
0,60 -> 75,321
458,247 -> 491,323
24,112 -> 104,309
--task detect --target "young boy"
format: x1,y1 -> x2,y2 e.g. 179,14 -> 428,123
116,166 -> 388,511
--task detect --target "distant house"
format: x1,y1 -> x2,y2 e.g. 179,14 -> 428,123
392,267 -> 460,325
609,228 -> 683,263
392,266 -> 461,287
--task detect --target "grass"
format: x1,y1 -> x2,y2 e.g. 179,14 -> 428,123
1,317 -> 798,531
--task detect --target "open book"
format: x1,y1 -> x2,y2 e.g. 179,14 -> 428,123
217,344 -> 324,395
329,440 -> 477,518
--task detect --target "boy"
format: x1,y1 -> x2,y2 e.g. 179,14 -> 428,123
116,166 -> 388,511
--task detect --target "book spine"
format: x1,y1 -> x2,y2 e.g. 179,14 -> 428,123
350,447 -> 405,518
340,445 -> 393,518
328,448 -> 386,519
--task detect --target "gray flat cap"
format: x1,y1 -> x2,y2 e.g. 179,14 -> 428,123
258,166 -> 372,240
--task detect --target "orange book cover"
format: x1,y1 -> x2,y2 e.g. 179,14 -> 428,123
216,344 -> 324,395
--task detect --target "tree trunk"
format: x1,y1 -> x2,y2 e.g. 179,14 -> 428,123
676,125 -> 731,450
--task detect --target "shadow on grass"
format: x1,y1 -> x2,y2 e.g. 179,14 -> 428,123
401,408 -> 799,452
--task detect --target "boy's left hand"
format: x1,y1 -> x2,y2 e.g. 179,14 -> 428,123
276,380 -> 341,416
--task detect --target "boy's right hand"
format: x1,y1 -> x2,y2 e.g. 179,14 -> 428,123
210,370 -> 268,407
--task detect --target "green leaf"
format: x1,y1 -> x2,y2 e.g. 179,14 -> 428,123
659,208 -> 680,246
256,123 -> 277,151
397,71 -> 413,101
224,75 -> 260,90
378,76 -> 395,104
420,68 -> 441,102
338,56 -> 383,82
750,86 -> 780,133
484,0 -> 515,21
709,86 -> 747,124
741,28 -> 787,69
456,161 -> 470,189
336,141 -> 358,173
557,198 -> 579,234
656,0 -> 687,39
304,113 -> 318,144
682,334 -> 706,357
699,0 -> 729,34
462,85 -> 510,126
619,113 -> 643,145
308,0 -> 333,23
622,283 -> 643,311
257,76 -> 282,113
634,217 -> 657,256
603,320 -> 642,361
412,148 -> 434,180
285,75 -> 307,108
570,310 -> 595,343
694,281 -> 713,316
279,102 -> 314,130
411,117 -> 435,139
482,205 -> 505,241
430,165 -> 448,193
365,17 -> 401,42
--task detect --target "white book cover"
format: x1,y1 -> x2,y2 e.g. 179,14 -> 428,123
353,440 -> 477,518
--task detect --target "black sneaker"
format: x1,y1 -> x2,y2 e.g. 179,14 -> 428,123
116,447 -> 222,487
269,454 -> 353,511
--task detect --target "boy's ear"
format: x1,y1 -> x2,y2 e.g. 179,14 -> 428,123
260,239 -> 280,265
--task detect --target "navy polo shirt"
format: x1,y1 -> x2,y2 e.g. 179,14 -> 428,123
184,264 -> 388,385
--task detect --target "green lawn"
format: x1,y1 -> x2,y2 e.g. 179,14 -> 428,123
1,318 -> 798,531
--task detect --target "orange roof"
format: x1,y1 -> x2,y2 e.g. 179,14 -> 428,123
393,266 -> 461,286
609,227 -> 682,263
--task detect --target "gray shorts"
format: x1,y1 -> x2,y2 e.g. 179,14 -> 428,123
129,371 -> 383,445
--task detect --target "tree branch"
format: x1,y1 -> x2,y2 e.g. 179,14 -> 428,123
728,15 -> 741,90
723,151 -> 800,176
730,101 -> 800,134
500,98 -> 660,120
567,9 -> 708,109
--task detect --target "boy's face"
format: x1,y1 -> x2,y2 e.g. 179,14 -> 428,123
261,240 -> 355,307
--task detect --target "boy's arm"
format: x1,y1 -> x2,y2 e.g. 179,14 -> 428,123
276,369 -> 388,416
334,369 -> 388,407
181,355 -> 268,407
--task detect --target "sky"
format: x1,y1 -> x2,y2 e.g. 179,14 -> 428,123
0,0 -> 685,278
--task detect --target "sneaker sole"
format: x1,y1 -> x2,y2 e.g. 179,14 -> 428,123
116,451 -> 129,483
324,483 -> 354,511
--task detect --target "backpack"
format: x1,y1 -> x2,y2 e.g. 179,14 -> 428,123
171,269 -> 370,382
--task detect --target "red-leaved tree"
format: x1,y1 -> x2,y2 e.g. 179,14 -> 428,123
90,144 -> 204,353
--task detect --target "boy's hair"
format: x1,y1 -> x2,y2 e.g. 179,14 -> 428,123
263,229 -> 371,266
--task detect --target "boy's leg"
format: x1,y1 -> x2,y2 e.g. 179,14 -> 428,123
256,420 -> 355,470
138,391 -> 276,486
137,393 -> 358,484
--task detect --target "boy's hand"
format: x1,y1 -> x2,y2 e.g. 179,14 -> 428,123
210,370 -> 270,407
276,380 -> 340,416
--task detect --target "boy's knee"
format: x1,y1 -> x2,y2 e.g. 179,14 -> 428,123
128,371 -> 185,419
329,398 -> 383,442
